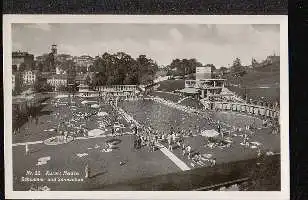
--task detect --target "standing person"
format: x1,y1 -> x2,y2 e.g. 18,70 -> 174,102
161,133 -> 165,142
111,126 -> 115,137
167,134 -> 172,151
139,135 -> 143,149
186,145 -> 191,159
85,164 -> 89,178
64,131 -> 68,143
29,114 -> 33,124
25,143 -> 29,155
211,158 -> 216,166
146,136 -> 151,152
182,143 -> 186,156
217,122 -> 221,134
176,138 -> 181,149
154,134 -> 159,146
257,148 -> 262,157
172,132 -> 176,147
151,137 -> 155,152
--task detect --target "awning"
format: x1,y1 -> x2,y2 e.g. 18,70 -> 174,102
178,88 -> 200,94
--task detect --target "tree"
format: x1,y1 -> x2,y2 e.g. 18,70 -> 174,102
12,65 -> 18,73
33,76 -> 53,93
251,58 -> 259,68
205,64 -> 216,72
231,57 -> 247,77
167,58 -> 202,77
85,75 -> 91,86
19,63 -> 27,72
219,66 -> 228,73
136,54 -> 158,85
57,84 -> 68,92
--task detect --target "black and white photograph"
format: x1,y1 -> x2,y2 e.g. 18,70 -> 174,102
3,15 -> 289,199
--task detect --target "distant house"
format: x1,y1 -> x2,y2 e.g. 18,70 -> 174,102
47,74 -> 68,91
22,70 -> 38,85
75,72 -> 93,85
73,55 -> 94,72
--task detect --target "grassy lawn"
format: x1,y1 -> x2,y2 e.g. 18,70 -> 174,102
13,135 -> 179,191
157,79 -> 185,92
227,62 -> 280,103
12,94 -> 280,191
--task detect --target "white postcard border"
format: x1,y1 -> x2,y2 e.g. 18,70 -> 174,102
3,15 -> 289,200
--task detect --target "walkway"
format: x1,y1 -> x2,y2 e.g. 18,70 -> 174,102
177,96 -> 190,104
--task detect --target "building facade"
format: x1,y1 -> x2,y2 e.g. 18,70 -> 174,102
73,55 -> 94,72
22,70 -> 38,85
181,65 -> 227,100
196,66 -> 212,80
47,74 -> 68,91
12,51 -> 34,71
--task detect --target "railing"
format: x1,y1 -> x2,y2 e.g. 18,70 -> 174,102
207,101 -> 280,119
185,79 -> 224,89
95,85 -> 138,92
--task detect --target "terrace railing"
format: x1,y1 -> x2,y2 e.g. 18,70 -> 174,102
211,101 -> 280,119
95,85 -> 139,92
185,79 -> 225,89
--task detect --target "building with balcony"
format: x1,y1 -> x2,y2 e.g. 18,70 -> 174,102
22,70 -> 38,85
47,74 -> 68,91
183,79 -> 226,98
179,65 -> 229,100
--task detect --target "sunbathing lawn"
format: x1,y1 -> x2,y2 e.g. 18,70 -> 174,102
12,95 -> 280,191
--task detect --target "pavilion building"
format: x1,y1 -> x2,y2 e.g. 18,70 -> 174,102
179,66 -> 231,101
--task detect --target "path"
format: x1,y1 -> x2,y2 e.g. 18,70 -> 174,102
177,96 -> 190,104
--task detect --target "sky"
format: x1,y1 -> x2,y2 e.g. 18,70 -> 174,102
12,23 -> 280,68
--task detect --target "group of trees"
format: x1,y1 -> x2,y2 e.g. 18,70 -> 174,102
33,76 -> 53,93
89,52 -> 159,86
166,58 -> 203,78
229,57 -> 247,77
12,72 -> 24,96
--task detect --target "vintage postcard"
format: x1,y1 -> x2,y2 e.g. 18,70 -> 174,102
3,15 -> 289,199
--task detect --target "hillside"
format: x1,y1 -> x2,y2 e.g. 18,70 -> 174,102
156,61 -> 280,103
227,62 -> 280,103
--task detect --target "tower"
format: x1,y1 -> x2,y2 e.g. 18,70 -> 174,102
49,44 -> 57,72
51,44 -> 57,55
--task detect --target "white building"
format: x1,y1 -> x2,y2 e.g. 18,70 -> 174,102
73,55 -> 94,71
22,70 -> 37,85
47,74 -> 68,91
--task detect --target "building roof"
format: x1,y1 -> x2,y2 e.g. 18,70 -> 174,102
179,88 -> 200,94
12,51 -> 34,58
